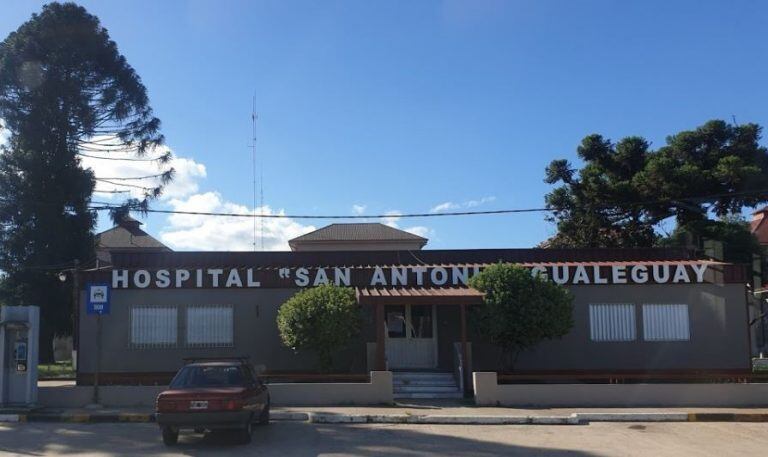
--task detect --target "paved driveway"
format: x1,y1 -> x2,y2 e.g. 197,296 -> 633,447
1,421 -> 767,456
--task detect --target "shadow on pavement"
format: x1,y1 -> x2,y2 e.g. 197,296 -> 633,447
0,421 -> 599,456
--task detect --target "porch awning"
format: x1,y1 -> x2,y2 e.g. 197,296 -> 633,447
355,287 -> 485,306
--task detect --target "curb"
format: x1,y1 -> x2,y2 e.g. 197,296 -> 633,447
21,413 -> 155,423
577,413 -> 689,422
308,413 -> 583,425
272,412 -> 310,421
0,414 -> 23,423
4,411 -> 768,425
687,413 -> 768,422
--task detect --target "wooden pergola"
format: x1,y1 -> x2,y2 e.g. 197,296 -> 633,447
356,287 -> 485,388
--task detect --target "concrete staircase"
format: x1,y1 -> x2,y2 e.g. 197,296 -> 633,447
392,372 -> 464,399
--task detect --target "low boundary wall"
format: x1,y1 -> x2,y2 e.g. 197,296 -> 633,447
269,371 -> 393,406
38,385 -> 166,408
473,372 -> 768,407
38,371 -> 393,408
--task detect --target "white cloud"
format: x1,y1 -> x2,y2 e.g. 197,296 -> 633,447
0,119 -> 8,147
430,196 -> 497,212
352,204 -> 367,215
80,135 -> 316,251
405,225 -> 430,238
466,196 -> 496,207
430,201 -> 460,213
79,136 -> 205,201
379,209 -> 432,240
160,191 -> 316,251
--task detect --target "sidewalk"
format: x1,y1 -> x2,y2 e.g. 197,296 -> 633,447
3,402 -> 768,425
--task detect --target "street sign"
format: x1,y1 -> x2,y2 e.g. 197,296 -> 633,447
86,283 -> 110,315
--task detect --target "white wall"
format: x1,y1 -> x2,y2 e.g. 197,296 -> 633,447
473,372 -> 768,407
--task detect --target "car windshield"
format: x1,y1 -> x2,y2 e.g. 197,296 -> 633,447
169,365 -> 246,388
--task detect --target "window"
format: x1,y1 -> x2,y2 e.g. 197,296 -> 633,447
170,365 -> 245,388
385,305 -> 406,338
186,305 -> 234,347
642,304 -> 690,341
589,304 -> 636,341
409,305 -> 433,338
131,306 -> 177,348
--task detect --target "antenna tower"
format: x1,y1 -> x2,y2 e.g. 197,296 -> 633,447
250,97 -> 258,251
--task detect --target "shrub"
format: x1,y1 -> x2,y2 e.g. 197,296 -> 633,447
469,263 -> 574,371
276,284 -> 360,372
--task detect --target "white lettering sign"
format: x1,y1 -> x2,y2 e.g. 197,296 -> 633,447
108,263 -> 711,289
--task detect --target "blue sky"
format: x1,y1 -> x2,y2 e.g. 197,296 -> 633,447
2,1 -> 767,250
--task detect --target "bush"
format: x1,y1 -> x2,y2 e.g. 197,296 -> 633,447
469,263 -> 574,371
276,285 -> 360,372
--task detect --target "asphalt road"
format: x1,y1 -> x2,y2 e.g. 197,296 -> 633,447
1,421 -> 767,456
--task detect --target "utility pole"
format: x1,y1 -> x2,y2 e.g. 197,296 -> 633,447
71,259 -> 80,369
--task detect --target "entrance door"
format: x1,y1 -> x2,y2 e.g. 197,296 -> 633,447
384,305 -> 437,369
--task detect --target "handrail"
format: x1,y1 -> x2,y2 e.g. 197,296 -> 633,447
452,342 -> 464,394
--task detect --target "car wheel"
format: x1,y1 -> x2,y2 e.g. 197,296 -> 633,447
237,421 -> 252,445
161,426 -> 179,446
257,402 -> 270,425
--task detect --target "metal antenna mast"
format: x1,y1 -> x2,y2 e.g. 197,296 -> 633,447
251,97 -> 258,251
259,134 -> 264,250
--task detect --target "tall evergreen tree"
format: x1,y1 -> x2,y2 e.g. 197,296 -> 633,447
543,120 -> 768,253
0,2 -> 168,360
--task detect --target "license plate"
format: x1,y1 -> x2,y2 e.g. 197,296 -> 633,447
189,400 -> 208,410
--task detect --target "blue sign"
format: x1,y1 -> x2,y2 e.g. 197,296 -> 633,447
86,283 -> 110,315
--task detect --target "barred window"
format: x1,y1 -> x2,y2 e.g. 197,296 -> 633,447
589,304 -> 636,342
131,306 -> 178,348
186,305 -> 234,347
642,304 -> 690,341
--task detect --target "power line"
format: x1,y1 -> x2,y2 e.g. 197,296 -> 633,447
77,152 -> 170,162
85,187 -> 768,221
88,205 -> 550,219
96,172 -> 169,180
94,178 -> 154,190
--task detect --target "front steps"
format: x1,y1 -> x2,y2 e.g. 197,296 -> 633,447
393,372 -> 464,399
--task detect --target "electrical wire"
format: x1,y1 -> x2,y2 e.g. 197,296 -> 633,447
77,152 -> 169,162
85,188 -> 768,220
87,205 -> 550,219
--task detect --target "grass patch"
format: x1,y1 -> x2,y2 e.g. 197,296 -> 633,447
38,361 -> 75,379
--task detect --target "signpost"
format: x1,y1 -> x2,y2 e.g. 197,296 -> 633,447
86,283 -> 110,406
86,283 -> 110,315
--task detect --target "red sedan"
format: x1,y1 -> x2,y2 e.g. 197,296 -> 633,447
155,358 -> 270,445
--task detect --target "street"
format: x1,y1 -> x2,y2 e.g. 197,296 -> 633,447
1,421 -> 767,456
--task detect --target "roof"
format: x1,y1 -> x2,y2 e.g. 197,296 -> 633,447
96,221 -> 170,251
107,247 -> 701,269
290,223 -> 427,243
751,207 -> 768,245
356,287 -> 485,306
86,249 -> 746,286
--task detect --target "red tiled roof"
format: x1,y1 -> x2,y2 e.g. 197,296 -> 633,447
356,287 -> 485,306
751,209 -> 768,245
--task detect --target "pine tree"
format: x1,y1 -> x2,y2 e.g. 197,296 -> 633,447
0,3 -> 169,360
543,120 -> 768,252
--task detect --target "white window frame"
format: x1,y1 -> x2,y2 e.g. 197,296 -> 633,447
588,303 -> 636,342
642,304 -> 690,341
130,305 -> 178,349
185,304 -> 234,348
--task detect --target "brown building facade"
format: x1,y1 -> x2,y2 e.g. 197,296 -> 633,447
75,245 -> 752,387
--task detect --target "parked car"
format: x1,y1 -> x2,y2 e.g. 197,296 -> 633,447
155,358 -> 270,445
